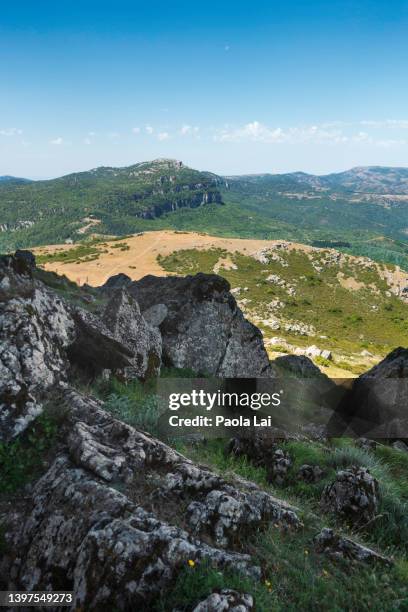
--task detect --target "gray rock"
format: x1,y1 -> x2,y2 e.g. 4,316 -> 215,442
392,440 -> 408,453
103,288 -> 161,379
127,273 -> 272,377
142,303 -> 169,328
266,448 -> 292,485
14,249 -> 36,270
192,589 -> 254,611
3,388 -> 302,607
0,257 -> 76,441
100,272 -> 132,289
297,464 -> 324,483
356,438 -> 378,452
320,467 -> 379,524
314,528 -> 392,564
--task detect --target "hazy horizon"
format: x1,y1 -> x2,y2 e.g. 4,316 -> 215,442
2,0 -> 408,178
3,158 -> 408,183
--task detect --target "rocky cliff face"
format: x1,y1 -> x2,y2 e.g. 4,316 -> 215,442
126,273 -> 272,377
0,254 -> 271,441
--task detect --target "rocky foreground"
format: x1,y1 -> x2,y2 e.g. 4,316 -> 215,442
0,251 -> 407,610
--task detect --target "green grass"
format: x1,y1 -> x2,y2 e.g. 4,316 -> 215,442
0,408 -> 61,495
158,246 -> 408,360
45,375 -> 406,610
152,435 -> 408,611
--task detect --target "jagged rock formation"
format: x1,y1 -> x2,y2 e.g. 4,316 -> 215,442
1,253 -> 273,440
124,273 -> 272,377
0,255 -> 160,440
320,467 -> 379,524
0,255 -> 75,439
2,387 -> 300,610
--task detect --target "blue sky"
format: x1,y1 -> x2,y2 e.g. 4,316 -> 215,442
1,0 -> 408,178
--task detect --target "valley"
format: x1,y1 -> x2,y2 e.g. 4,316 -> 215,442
33,230 -> 408,377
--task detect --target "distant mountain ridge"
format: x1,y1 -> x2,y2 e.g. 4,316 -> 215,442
2,160 -> 408,271
226,166 -> 408,195
0,175 -> 31,184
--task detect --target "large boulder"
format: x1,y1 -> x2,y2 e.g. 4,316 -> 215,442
125,273 -> 272,377
2,387 -> 301,609
328,347 -> 408,437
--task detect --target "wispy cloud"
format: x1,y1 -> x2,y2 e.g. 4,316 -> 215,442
157,131 -> 170,141
214,120 -> 408,147
83,137 -> 92,145
180,124 -> 200,137
145,124 -> 154,134
360,119 -> 408,129
0,128 -> 23,136
132,127 -> 141,134
50,137 -> 64,145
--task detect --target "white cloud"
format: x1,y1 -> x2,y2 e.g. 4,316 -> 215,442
132,127 -> 141,134
145,124 -> 154,134
360,119 -> 408,129
180,124 -> 200,136
83,137 -> 92,145
214,120 -> 408,147
157,131 -> 170,141
50,137 -> 64,145
107,131 -> 120,139
0,128 -> 23,136
88,131 -> 96,136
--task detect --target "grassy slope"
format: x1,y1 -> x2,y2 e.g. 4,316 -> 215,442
96,377 -> 408,611
1,365 -> 407,610
158,246 -> 408,367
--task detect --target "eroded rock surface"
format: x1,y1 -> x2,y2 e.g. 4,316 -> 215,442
126,273 -> 272,377
2,388 -> 301,610
0,255 -> 75,441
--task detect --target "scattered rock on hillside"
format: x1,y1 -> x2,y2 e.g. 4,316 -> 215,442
314,528 -> 392,565
126,273 -> 272,377
356,438 -> 377,452
297,464 -> 324,483
392,439 -> 408,453
192,590 -> 254,611
266,449 -> 292,485
320,467 -> 379,524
